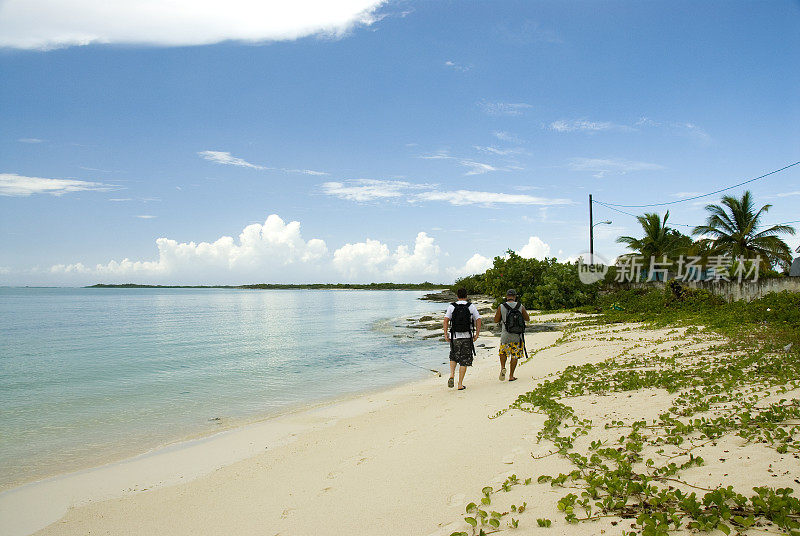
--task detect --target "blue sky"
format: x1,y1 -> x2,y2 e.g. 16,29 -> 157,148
1,0 -> 799,285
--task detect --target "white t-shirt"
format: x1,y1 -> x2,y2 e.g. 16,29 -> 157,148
444,301 -> 481,339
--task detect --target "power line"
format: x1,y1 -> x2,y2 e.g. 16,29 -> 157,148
593,200 -> 694,227
595,160 -> 800,208
593,200 -> 799,231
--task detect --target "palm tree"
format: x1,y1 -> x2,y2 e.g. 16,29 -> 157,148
692,191 -> 796,270
616,211 -> 690,260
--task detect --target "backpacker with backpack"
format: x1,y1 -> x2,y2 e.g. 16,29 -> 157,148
449,301 -> 476,356
503,302 -> 528,359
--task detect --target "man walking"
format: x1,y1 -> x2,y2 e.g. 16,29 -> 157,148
493,289 -> 530,382
443,288 -> 481,390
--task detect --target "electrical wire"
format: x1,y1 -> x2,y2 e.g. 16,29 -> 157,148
594,160 -> 800,208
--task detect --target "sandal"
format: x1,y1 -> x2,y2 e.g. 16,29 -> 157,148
458,386 -> 466,390
448,377 -> 454,388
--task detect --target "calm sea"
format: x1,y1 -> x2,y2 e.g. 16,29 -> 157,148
0,288 -> 447,490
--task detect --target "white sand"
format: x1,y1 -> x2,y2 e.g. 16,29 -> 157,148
3,315 -> 796,536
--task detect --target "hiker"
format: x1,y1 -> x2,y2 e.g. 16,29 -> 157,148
443,287 -> 481,390
493,289 -> 530,382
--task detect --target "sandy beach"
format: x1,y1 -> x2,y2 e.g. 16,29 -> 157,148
3,309 -> 798,536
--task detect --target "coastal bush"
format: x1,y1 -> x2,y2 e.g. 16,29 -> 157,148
456,251 -> 600,310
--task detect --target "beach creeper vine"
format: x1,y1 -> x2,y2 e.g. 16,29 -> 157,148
452,304 -> 800,536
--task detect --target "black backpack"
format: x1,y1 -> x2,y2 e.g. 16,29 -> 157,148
450,301 -> 474,334
503,302 -> 526,334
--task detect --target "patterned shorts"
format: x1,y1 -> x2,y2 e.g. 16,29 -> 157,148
449,338 -> 474,367
499,341 -> 524,360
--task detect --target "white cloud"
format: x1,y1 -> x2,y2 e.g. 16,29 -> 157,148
283,168 -> 328,176
418,151 -> 503,175
449,253 -> 493,278
519,236 -> 551,259
415,190 -> 571,206
444,60 -> 470,72
478,100 -> 533,116
473,145 -> 526,156
568,157 -> 664,178
321,179 -> 430,202
0,172 -> 114,196
671,191 -> 703,199
136,215 -> 156,219
321,179 -> 570,207
549,119 -> 631,132
198,150 -> 328,176
49,214 -> 329,283
0,0 -> 387,50
108,198 -> 132,202
776,191 -> 800,198
460,160 -> 498,175
198,150 -> 265,169
18,138 -> 43,143
332,232 -> 440,281
493,131 -> 522,143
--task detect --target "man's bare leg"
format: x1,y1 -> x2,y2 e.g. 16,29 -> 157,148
508,357 -> 518,381
448,360 -> 456,387
499,352 -> 507,380
458,364 -> 468,389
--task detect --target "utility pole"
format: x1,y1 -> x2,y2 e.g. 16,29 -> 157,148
589,194 -> 594,265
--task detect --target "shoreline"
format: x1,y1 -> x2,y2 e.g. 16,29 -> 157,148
10,311 -> 792,536
0,370 -> 447,536
0,300 -> 489,536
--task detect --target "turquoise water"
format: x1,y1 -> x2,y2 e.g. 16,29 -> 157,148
0,288 -> 446,490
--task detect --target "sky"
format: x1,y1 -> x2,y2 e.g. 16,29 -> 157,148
1,0 -> 799,285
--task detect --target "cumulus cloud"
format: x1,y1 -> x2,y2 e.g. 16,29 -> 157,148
50,215 -> 329,283
43,215 -> 460,284
0,0 -> 387,50
568,158 -> 664,178
449,253 -> 493,278
332,232 -> 440,281
519,236 -> 551,259
0,173 -> 114,196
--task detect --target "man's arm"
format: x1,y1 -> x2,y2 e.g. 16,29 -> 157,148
493,306 -> 502,323
522,306 -> 530,322
443,317 -> 450,341
473,317 -> 482,341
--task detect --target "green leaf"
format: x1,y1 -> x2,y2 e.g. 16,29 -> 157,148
464,517 -> 477,527
489,519 -> 500,528
465,502 -> 477,513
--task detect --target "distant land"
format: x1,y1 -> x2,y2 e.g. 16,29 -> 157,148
86,283 -> 448,290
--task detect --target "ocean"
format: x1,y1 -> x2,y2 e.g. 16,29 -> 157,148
0,288 -> 448,491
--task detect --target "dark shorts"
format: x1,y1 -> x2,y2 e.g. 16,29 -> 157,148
449,338 -> 474,367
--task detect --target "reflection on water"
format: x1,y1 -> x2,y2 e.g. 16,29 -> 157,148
0,288 -> 447,490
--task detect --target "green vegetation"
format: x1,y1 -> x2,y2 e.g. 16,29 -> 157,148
453,252 -> 600,310
693,191 -> 796,271
450,289 -> 800,535
616,211 -> 692,261
86,282 -> 446,290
